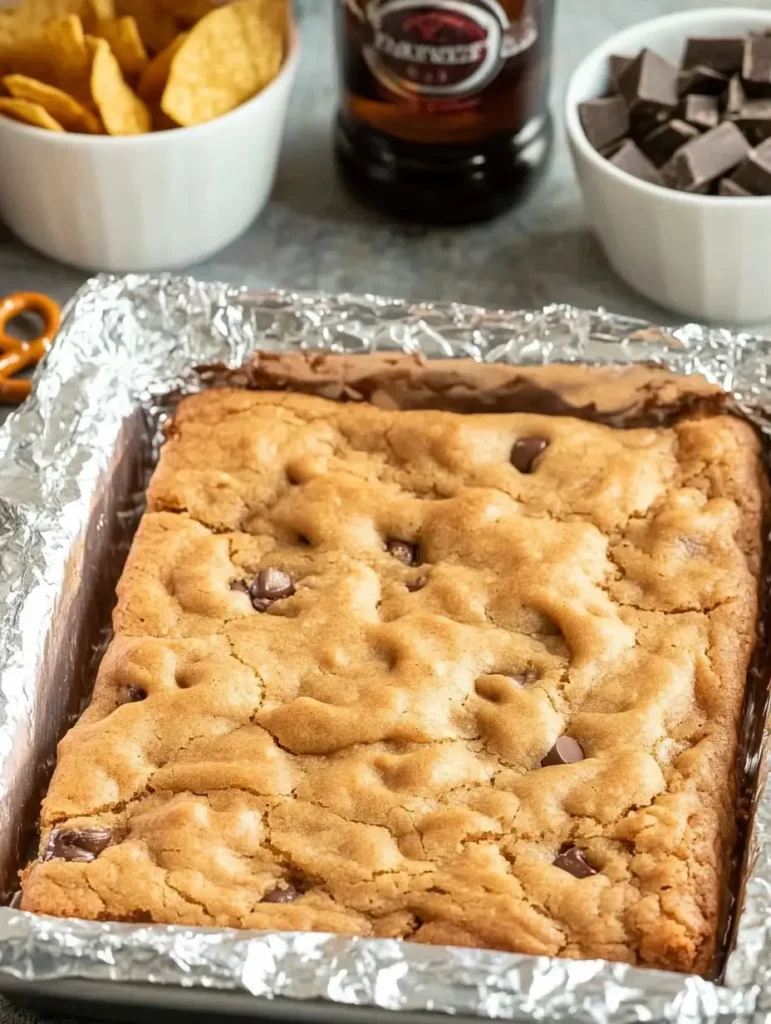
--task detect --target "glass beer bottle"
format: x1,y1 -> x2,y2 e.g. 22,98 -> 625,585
334,0 -> 556,224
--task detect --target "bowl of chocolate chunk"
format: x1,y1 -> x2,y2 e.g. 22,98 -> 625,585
565,8 -> 771,324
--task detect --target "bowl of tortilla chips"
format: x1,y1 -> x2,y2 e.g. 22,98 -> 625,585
0,0 -> 298,270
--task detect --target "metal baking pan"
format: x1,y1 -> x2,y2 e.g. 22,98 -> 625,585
1,276 -> 771,1024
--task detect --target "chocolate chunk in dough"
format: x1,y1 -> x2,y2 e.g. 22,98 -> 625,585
682,36 -> 744,75
386,539 -> 418,565
250,568 -> 295,612
641,119 -> 699,166
578,95 -> 629,151
42,827 -> 113,863
511,436 -> 549,473
542,736 -> 585,767
609,139 -> 665,186
553,846 -> 597,879
663,121 -> 749,191
261,884 -> 300,904
681,93 -> 721,131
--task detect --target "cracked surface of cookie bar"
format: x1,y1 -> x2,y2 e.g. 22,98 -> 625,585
21,382 -> 766,975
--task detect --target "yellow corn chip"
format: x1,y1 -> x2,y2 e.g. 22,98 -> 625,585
114,0 -> 178,54
95,15 -> 147,77
161,0 -> 285,126
89,34 -> 149,132
44,14 -> 91,98
2,72 -> 102,130
136,30 -> 184,104
0,95 -> 64,129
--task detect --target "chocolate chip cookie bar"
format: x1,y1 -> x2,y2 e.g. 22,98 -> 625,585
21,359 -> 766,975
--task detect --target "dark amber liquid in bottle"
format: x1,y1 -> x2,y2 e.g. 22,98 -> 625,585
334,0 -> 555,224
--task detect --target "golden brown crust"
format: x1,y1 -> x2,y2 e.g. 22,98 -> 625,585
21,377 -> 765,976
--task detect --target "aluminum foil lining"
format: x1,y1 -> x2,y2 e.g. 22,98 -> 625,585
1,274 -> 771,1023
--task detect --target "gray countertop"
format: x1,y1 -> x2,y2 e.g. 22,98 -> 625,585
0,1 -> 768,1021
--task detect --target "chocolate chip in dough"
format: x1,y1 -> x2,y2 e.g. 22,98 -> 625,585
682,36 -> 744,75
406,575 -> 428,593
261,883 -> 300,904
541,736 -> 584,767
230,579 -> 250,594
42,827 -> 113,863
386,539 -> 418,566
250,569 -> 295,612
553,846 -> 597,879
511,436 -> 549,473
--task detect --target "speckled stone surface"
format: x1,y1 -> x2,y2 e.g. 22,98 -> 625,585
1,0 -> 770,1021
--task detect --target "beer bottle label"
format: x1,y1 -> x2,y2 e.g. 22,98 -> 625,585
354,0 -> 538,102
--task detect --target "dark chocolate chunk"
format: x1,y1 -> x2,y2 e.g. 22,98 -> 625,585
725,74 -> 746,115
730,139 -> 771,193
743,34 -> 771,89
510,435 -> 549,473
733,99 -> 771,145
261,884 -> 300,904
127,686 -> 146,702
609,53 -> 633,93
681,93 -> 721,131
608,139 -> 665,186
42,827 -> 113,863
628,106 -> 670,144
682,36 -> 744,75
406,575 -> 428,593
719,178 -> 752,196
641,119 -> 699,166
676,64 -> 727,97
386,539 -> 418,565
578,95 -> 629,151
230,579 -> 250,594
553,846 -> 597,879
662,121 -> 749,191
250,568 -> 295,612
618,49 -> 678,121
541,736 -> 585,767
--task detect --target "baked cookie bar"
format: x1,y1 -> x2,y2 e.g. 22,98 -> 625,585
21,358 -> 766,975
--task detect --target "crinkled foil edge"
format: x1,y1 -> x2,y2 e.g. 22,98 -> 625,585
0,274 -> 770,1023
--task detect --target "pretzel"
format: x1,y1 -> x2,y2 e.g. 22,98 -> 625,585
0,292 -> 61,403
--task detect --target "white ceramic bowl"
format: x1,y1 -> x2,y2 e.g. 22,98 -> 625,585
0,26 -> 299,273
565,8 -> 771,325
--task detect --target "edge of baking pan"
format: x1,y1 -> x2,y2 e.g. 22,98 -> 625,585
2,275 -> 771,1024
